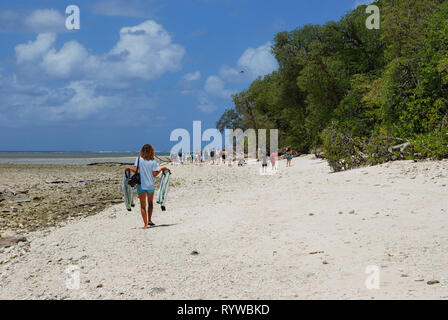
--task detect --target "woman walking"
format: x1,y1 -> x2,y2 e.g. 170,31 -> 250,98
261,152 -> 268,173
270,151 -> 278,171
126,144 -> 167,229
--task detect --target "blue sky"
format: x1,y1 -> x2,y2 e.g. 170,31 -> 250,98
0,0 -> 370,151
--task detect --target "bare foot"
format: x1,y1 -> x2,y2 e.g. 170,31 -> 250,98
148,222 -> 156,226
142,225 -> 149,229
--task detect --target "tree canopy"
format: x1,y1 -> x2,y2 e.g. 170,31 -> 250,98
216,0 -> 448,170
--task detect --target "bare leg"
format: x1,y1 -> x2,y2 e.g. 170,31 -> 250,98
147,192 -> 155,225
139,193 -> 148,229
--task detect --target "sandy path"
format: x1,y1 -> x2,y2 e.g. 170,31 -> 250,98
1,156 -> 448,299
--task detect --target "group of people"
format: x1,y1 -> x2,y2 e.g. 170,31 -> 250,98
170,149 -> 235,166
259,147 -> 293,173
170,147 -> 294,170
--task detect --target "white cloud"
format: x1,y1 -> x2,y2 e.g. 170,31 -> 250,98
41,81 -> 107,121
4,19 -> 183,125
15,33 -> 56,63
187,41 -> 278,116
104,20 -> 185,81
197,96 -> 217,113
183,71 -> 201,81
24,9 -> 66,33
0,74 -> 157,126
238,42 -> 278,77
204,75 -> 235,99
0,9 -> 66,33
14,20 -> 186,83
220,41 -> 278,82
42,41 -> 99,79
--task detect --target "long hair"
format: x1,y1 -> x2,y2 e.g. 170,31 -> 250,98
140,144 -> 155,160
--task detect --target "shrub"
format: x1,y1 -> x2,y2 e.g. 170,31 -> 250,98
322,124 -> 419,172
410,132 -> 448,160
321,123 -> 365,172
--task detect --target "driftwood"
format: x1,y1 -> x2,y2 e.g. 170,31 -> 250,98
388,141 -> 411,153
312,148 -> 325,159
46,179 -> 120,184
0,236 -> 27,248
155,155 -> 171,164
87,162 -> 133,166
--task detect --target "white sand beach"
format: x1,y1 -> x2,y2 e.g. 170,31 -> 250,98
1,155 -> 448,299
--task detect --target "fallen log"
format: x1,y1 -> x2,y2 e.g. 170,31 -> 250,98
388,141 -> 411,153
87,162 -> 133,166
45,180 -> 70,184
46,179 -> 120,184
0,236 -> 27,248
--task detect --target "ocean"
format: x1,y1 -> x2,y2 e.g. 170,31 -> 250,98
0,151 -> 171,165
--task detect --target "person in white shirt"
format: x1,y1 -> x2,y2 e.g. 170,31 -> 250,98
126,144 -> 167,229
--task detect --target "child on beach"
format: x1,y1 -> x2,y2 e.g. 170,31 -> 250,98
286,147 -> 293,167
126,144 -> 167,229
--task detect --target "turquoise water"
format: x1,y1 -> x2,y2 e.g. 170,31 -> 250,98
0,152 -> 170,165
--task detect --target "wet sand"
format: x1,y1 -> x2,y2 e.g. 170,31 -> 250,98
0,163 -> 128,233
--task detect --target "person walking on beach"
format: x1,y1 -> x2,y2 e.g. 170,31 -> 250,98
216,148 -> 221,165
126,144 -> 167,229
227,150 -> 233,167
285,147 -> 293,167
210,149 -> 215,165
221,148 -> 226,164
270,151 -> 278,171
205,149 -> 210,164
261,152 -> 268,173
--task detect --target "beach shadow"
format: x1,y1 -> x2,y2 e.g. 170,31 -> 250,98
149,223 -> 177,229
131,223 -> 178,230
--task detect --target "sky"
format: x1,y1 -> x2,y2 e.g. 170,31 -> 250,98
0,0 -> 372,151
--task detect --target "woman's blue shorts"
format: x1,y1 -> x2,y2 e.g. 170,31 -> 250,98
137,186 -> 154,194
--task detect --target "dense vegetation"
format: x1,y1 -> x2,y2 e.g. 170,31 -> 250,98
217,0 -> 448,171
